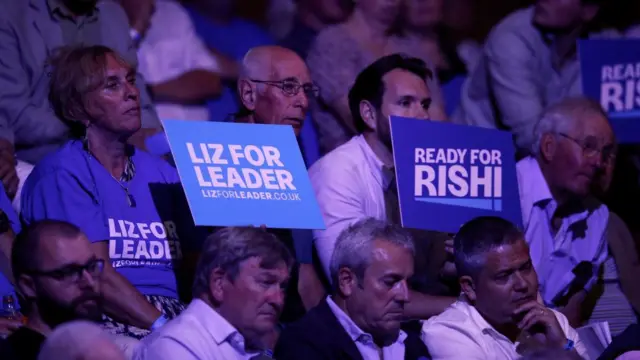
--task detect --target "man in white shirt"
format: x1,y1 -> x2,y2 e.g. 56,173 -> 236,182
120,0 -> 223,121
275,218 -> 430,360
309,53 -> 455,319
134,227 -> 293,360
518,97 -> 614,326
423,216 -> 587,360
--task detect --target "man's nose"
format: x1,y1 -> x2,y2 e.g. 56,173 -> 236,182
267,287 -> 286,310
512,271 -> 529,291
395,279 -> 410,302
78,269 -> 98,289
294,90 -> 309,110
412,105 -> 430,120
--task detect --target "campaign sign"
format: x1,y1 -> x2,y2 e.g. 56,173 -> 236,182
580,39 -> 640,143
163,120 -> 325,229
390,116 -> 522,233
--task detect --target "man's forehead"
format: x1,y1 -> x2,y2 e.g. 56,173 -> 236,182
38,235 -> 92,266
381,69 -> 430,98
270,56 -> 310,81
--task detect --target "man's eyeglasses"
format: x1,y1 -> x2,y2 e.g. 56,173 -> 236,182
250,79 -> 320,98
28,259 -> 105,283
558,133 -> 617,163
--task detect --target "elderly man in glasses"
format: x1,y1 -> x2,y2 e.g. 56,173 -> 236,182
2,220 -> 106,360
518,96 -> 617,327
235,45 -> 319,137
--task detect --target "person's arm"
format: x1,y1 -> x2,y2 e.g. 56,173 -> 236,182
136,337 -> 201,360
485,28 -> 543,151
0,226 -> 15,285
149,70 -> 222,104
20,170 -> 161,329
92,241 -> 161,328
207,47 -> 240,80
309,161 -> 367,279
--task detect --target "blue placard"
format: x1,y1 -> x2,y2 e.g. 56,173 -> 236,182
390,116 -> 522,233
579,39 -> 640,143
163,120 -> 325,230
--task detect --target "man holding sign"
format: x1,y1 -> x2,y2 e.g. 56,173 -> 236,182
309,54 -> 456,320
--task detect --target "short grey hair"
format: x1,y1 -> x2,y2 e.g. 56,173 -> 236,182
37,321 -> 124,360
192,227 -> 294,297
329,218 -> 415,287
530,96 -> 609,156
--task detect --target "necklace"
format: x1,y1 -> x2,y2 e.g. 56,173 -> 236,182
110,173 -> 136,208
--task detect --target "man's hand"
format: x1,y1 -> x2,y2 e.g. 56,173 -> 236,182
119,0 -> 155,36
0,139 -> 18,199
515,302 -> 567,349
0,317 -> 22,336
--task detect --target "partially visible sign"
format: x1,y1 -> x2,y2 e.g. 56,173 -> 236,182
580,39 -> 640,143
163,120 -> 325,229
391,116 -> 522,233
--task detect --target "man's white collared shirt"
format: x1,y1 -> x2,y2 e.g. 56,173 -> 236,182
134,299 -> 260,360
422,300 -> 588,359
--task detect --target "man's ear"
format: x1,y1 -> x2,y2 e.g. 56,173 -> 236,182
459,275 -> 477,302
540,133 -> 557,163
238,78 -> 257,111
580,3 -> 600,23
16,274 -> 36,299
337,267 -> 358,297
359,100 -> 378,131
208,268 -> 227,304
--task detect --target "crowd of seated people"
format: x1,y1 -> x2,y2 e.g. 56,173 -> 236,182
0,0 -> 640,359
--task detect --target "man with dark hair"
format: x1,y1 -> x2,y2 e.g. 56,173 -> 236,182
453,0 -> 616,154
3,220 -> 105,360
134,226 -> 293,359
422,216 -> 587,359
309,53 -> 455,320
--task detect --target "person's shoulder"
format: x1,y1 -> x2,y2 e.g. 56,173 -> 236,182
30,141 -> 85,177
278,303 -> 336,346
486,7 -> 538,50
423,301 -> 471,330
308,138 -> 366,184
151,1 -> 192,27
97,0 -> 128,19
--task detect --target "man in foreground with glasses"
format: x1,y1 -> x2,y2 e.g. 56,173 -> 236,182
518,96 -> 616,327
2,220 -> 105,360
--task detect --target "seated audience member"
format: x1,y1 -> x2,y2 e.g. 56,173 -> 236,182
235,45 -> 318,137
21,46 -> 202,339
587,159 -> 639,336
120,0 -> 223,121
423,216 -> 586,359
0,186 -> 22,336
306,0 -> 447,155
310,53 -> 455,319
3,220 -> 105,360
275,218 -> 430,360
182,0 -> 276,122
134,227 -> 292,359
452,0 -> 613,153
0,0 -> 161,198
37,321 -> 125,360
520,97 -> 614,326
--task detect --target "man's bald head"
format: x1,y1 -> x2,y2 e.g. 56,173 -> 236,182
237,46 -> 314,136
12,220 -> 85,278
240,46 -> 305,81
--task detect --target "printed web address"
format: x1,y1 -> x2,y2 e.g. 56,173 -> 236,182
201,189 -> 302,201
